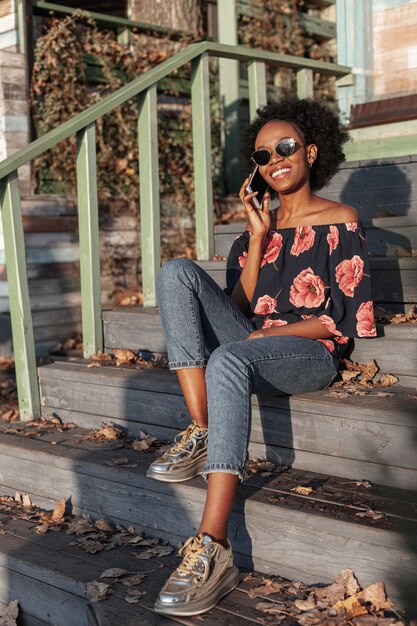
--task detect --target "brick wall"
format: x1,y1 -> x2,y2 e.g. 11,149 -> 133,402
373,0 -> 417,97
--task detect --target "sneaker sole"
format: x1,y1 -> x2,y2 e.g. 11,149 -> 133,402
153,565 -> 240,616
146,455 -> 207,483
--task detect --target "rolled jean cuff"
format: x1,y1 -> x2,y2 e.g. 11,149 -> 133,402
168,358 -> 208,371
201,463 -> 246,483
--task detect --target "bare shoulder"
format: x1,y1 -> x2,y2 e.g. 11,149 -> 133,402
318,199 -> 359,224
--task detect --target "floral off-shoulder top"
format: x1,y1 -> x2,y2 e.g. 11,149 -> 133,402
226,221 -> 377,358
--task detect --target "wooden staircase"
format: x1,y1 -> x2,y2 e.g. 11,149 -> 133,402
0,155 -> 412,622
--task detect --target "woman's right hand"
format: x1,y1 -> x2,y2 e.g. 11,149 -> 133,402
239,178 -> 271,241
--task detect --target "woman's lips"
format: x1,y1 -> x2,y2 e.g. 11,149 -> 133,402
271,167 -> 291,181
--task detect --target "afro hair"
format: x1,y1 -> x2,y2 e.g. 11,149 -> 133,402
241,97 -> 350,191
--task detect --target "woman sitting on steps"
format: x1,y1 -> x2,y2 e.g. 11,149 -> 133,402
146,97 -> 377,617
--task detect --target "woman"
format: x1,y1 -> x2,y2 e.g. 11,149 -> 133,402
147,97 -> 377,617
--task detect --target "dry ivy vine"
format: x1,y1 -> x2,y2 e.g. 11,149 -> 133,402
31,11 -> 223,215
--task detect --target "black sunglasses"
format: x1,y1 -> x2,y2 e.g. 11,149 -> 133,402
251,137 -> 302,166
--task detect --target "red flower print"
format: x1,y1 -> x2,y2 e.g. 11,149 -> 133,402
261,232 -> 283,267
356,301 -> 377,337
289,268 -> 326,308
318,314 -> 342,336
262,317 -> 288,329
254,295 -> 278,315
335,255 -> 364,297
290,226 -> 316,256
327,225 -> 339,255
346,222 -> 358,232
317,338 -> 335,353
238,251 -> 247,268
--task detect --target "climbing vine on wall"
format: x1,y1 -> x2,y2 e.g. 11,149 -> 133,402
31,11 -> 223,214
238,0 -> 336,103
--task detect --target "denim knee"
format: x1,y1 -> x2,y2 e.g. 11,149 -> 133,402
206,343 -> 250,388
157,258 -> 197,289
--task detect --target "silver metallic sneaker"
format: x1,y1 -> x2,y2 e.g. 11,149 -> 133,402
146,421 -> 208,482
154,533 -> 240,616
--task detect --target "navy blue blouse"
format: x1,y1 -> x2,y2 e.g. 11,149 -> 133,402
226,221 -> 377,357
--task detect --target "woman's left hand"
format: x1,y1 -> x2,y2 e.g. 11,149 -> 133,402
247,329 -> 268,340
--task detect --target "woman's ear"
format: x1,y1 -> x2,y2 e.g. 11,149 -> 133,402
306,143 -> 318,167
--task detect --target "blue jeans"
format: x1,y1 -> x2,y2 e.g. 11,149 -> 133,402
156,258 -> 339,480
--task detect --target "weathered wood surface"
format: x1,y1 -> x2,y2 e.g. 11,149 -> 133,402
0,425 -> 415,608
102,307 -> 417,387
38,361 -> 417,489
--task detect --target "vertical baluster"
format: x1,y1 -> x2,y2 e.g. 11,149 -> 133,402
297,68 -> 314,99
138,86 -> 160,307
191,52 -> 214,261
0,171 -> 40,420
248,60 -> 267,120
76,123 -> 103,357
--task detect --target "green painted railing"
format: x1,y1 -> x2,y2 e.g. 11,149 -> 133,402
0,40 -> 351,421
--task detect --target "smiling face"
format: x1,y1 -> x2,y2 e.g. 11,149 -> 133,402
254,120 -> 316,195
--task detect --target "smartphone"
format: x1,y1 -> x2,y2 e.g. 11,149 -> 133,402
245,165 -> 269,210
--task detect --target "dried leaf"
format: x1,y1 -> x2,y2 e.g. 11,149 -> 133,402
86,581 -> 113,602
0,599 -> 19,626
377,374 -> 399,387
100,568 -> 128,579
94,519 -> 114,533
113,349 -> 137,366
22,494 -> 32,508
340,369 -> 360,382
291,486 -> 314,496
76,538 -> 106,553
52,498 -> 66,522
249,578 -> 286,598
313,569 -> 360,605
356,508 -> 385,521
294,596 -> 316,611
135,546 -> 173,559
90,352 -> 113,363
66,515 -> 96,535
333,581 -> 393,619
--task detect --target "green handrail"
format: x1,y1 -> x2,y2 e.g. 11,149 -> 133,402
0,40 -> 351,421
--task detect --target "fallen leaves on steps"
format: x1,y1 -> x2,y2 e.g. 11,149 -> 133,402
88,349 -> 168,369
328,357 -> 399,399
249,568 -> 402,625
375,304 -> 417,325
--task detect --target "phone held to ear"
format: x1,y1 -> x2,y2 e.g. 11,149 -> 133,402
245,165 -> 269,210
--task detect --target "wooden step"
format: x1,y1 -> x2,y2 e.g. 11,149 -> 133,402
316,154 -> 417,220
0,423 -> 415,614
102,307 -> 417,387
38,361 -> 417,490
214,216 -> 417,258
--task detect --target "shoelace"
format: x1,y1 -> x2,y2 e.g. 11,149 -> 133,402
166,423 -> 205,458
177,536 -> 208,579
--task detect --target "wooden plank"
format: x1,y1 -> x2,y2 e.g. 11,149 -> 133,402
247,60 -> 267,120
76,123 -> 103,357
38,376 -> 417,471
38,361 -> 417,427
138,86 -> 160,307
0,172 -> 39,420
191,52 -> 214,261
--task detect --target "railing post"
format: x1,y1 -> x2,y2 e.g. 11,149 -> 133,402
191,53 -> 214,261
76,123 -> 103,357
297,68 -> 314,99
138,85 -> 160,307
0,171 -> 40,421
217,0 -> 241,194
248,60 -> 267,120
